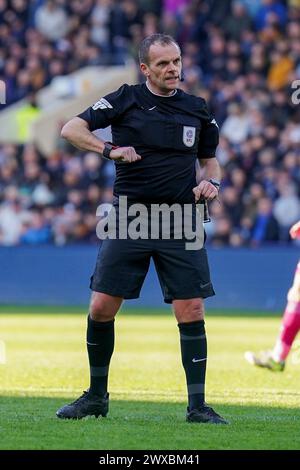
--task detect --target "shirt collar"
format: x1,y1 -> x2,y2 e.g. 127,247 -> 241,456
145,80 -> 177,97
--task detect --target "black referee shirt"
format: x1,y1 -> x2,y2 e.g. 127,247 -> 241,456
78,83 -> 219,204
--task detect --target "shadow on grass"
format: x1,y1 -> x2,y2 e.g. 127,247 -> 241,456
0,395 -> 299,450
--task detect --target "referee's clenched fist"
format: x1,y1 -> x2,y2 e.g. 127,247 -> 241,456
110,146 -> 142,163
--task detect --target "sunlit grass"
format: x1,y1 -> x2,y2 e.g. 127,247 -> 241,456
0,309 -> 299,449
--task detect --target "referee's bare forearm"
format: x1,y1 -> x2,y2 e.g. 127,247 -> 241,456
199,157 -> 222,181
61,117 -> 105,153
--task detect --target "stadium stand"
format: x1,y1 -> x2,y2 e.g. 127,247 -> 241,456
0,0 -> 300,246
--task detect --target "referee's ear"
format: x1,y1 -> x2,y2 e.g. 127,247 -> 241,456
140,62 -> 150,79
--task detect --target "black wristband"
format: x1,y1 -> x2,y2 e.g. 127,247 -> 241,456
102,142 -> 114,160
209,178 -> 221,190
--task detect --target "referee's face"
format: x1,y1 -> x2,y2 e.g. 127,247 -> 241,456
141,42 -> 182,96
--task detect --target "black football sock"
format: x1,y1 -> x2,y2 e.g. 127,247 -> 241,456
178,320 -> 207,410
86,315 -> 115,397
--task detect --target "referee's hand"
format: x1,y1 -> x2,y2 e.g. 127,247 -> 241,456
193,180 -> 218,202
110,146 -> 142,163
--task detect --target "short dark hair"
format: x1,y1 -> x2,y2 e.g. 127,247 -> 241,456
139,34 -> 180,65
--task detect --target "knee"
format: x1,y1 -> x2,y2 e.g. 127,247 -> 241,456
89,297 -> 109,321
173,299 -> 204,323
185,301 -> 204,322
287,278 -> 300,302
89,293 -> 120,322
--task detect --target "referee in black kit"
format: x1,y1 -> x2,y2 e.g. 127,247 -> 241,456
56,34 -> 228,424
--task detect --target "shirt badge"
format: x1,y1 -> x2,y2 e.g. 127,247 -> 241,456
183,126 -> 196,147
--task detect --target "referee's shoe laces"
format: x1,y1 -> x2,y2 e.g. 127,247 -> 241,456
56,390 -> 109,419
186,403 -> 228,424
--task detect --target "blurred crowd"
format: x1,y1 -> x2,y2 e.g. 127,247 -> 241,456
1,0 -> 300,246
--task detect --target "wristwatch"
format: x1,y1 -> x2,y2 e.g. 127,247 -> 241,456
102,142 -> 118,160
209,178 -> 221,190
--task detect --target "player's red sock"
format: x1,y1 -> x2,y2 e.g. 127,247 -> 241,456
273,301 -> 300,361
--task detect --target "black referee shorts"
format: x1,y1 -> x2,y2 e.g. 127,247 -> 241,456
90,236 -> 215,303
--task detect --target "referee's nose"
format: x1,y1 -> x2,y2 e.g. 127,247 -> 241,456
167,64 -> 178,75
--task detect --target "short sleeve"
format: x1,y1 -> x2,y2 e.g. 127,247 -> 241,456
197,100 -> 219,159
77,84 -> 131,131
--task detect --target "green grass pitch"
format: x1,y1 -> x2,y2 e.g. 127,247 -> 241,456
0,306 -> 300,450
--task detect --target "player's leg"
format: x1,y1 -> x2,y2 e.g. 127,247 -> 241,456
173,298 -> 206,409
173,298 -> 227,424
172,299 -> 206,412
153,239 -> 227,424
56,292 -> 122,420
56,235 -> 151,419
272,261 -> 300,362
87,292 -> 122,398
245,261 -> 300,371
